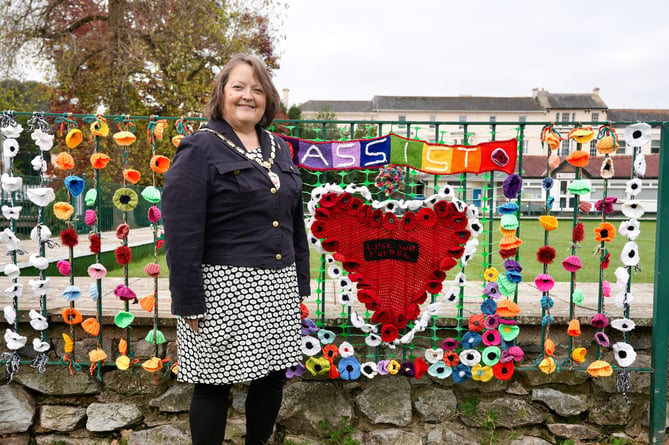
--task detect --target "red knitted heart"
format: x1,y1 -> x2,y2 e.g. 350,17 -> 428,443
311,191 -> 470,342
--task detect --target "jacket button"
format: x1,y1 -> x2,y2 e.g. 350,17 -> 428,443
272,221 -> 279,227
270,187 -> 277,194
233,169 -> 240,175
275,253 -> 282,261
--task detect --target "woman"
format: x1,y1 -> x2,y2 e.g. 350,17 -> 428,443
162,54 -> 310,445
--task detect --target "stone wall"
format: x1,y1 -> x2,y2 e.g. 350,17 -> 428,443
0,322 -> 663,445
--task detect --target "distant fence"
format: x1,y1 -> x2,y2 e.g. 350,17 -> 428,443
1,111 -> 667,443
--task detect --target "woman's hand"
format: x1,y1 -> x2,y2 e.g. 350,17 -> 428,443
185,318 -> 203,332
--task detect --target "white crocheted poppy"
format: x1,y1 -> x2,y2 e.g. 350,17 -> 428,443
613,342 -> 637,368
611,318 -> 636,332
1,124 -> 23,139
300,336 -> 321,357
2,138 -> 19,158
618,219 -> 640,241
1,205 -> 21,220
4,328 -> 27,350
621,200 -> 644,219
624,122 -> 652,147
625,178 -> 642,197
32,338 -> 50,353
620,241 -> 640,267
31,129 -> 54,151
1,173 -> 22,192
27,187 -> 55,207
459,349 -> 482,367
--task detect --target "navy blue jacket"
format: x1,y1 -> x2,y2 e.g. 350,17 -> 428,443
162,119 -> 311,316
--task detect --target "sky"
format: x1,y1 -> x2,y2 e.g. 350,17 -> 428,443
271,0 -> 669,110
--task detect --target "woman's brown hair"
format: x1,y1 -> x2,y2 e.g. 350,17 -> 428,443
204,54 -> 280,129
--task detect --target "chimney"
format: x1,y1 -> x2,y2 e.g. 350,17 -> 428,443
592,87 -> 600,96
282,88 -> 290,107
532,88 -> 538,98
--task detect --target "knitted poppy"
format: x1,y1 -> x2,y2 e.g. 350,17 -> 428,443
112,188 -> 139,212
595,331 -> 610,348
148,206 -> 162,223
536,246 -> 556,265
505,270 -> 522,284
451,363 -> 472,384
483,282 -> 500,299
612,318 -> 635,332
566,150 -> 589,168
621,200 -> 645,219
496,299 -> 520,318
89,233 -> 101,253
600,157 -> 614,179
562,255 -> 583,273
591,313 -> 609,329
482,329 -> 501,346
322,344 -> 339,362
540,295 -> 554,310
114,245 -> 132,265
442,337 -> 459,350
596,134 -> 619,154
483,314 -> 500,330
567,319 -> 581,337
542,177 -> 554,191
462,331 -> 482,349
594,222 -> 616,242
65,128 -> 83,148
481,298 -> 497,315
483,267 -> 499,282
399,361 -> 416,377
386,360 -> 401,375
568,127 -> 595,144
360,362 -> 378,379
497,202 -> 519,215
55,152 -> 75,170
172,134 -> 185,148
499,247 -> 518,259
140,294 -> 156,312
613,342 -> 637,368
123,169 -> 141,184
535,274 -> 555,293
567,179 -> 591,195
502,174 -> 522,199
116,223 -> 130,240
595,196 -> 618,214
114,284 -> 137,303
471,364 -> 494,382
468,314 -> 485,332
317,329 -> 335,344
571,347 -> 587,364
84,209 -> 96,226
64,175 -> 85,197
539,215 -> 558,232
150,154 -> 171,174
587,360 -> 612,378
493,361 -> 514,380
113,130 -> 136,146
579,201 -> 592,214
338,356 -> 361,380
539,357 -> 557,374
286,363 -> 306,378
624,122 -> 651,147
305,357 -> 330,376
61,307 -> 83,325
443,350 -> 460,367
90,153 -> 111,169
57,260 -> 71,276
90,118 -> 109,137
53,202 -> 74,220
59,228 -> 78,247
87,262 -> 107,279
428,361 -> 452,379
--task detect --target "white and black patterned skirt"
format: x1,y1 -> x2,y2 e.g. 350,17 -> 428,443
176,263 -> 302,385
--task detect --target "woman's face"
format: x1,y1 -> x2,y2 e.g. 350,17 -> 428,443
222,63 -> 266,132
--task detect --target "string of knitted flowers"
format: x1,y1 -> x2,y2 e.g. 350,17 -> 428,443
374,165 -> 404,197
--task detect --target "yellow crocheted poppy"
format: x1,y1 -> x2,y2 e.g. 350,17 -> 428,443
112,188 -> 139,212
539,215 -> 558,231
142,356 -> 163,373
62,333 -> 74,353
594,222 -> 616,242
116,355 -> 131,370
539,356 -> 557,374
484,267 -> 499,282
123,169 -> 141,184
55,152 -> 75,170
150,155 -> 171,173
571,347 -> 587,364
65,128 -> 83,149
53,202 -> 75,220
305,356 -> 330,376
172,134 -> 185,148
113,130 -> 136,146
587,360 -> 613,378
471,364 -> 494,382
544,132 -> 561,150
596,135 -> 619,154
386,360 -> 401,375
88,348 -> 107,363
568,127 -> 595,144
90,153 -> 111,169
153,120 -> 168,140
90,119 -> 109,137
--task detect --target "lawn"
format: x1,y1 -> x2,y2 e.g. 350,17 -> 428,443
107,218 -> 655,283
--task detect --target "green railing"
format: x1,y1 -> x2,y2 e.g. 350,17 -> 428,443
1,112 -> 667,443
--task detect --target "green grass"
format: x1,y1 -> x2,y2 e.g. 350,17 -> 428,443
101,219 -> 656,283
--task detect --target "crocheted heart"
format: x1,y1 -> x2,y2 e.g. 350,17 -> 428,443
312,191 -> 470,342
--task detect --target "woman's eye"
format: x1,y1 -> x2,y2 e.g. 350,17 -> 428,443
253,88 -> 263,94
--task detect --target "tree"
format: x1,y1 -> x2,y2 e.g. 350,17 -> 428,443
0,0 -> 284,117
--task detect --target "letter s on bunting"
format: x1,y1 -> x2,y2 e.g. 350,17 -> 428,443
279,133 -> 517,175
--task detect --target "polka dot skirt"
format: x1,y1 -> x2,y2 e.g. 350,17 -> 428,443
176,263 -> 302,384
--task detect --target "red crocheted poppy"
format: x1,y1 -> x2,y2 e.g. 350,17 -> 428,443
371,309 -> 391,324
346,197 -> 363,216
443,351 -> 460,367
382,212 -> 398,231
60,228 -> 78,248
401,211 -> 417,231
368,209 -> 383,228
335,192 -> 352,209
493,361 -> 514,381
300,303 -> 309,320
416,207 -> 437,228
319,193 -> 338,207
356,205 -> 372,224
381,324 -> 399,342
468,313 -> 485,332
426,280 -> 443,295
499,247 -> 518,259
601,252 -> 610,269
115,245 -> 132,265
572,222 -> 584,243
89,234 -> 101,254
322,344 -> 339,362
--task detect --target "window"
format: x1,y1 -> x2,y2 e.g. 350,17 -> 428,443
572,113 -> 576,121
429,114 -> 436,129
590,140 -> 597,157
489,116 -> 496,130
592,112 -> 599,123
519,116 -> 527,123
398,115 -> 406,129
651,138 -> 660,154
522,140 -> 529,155
458,115 -> 467,130
559,139 -> 570,156
618,139 -> 626,155
561,112 -> 570,123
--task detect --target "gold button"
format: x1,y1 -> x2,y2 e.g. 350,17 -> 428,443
272,221 -> 279,227
275,253 -> 282,260
290,166 -> 294,171
270,187 -> 277,194
233,169 -> 240,175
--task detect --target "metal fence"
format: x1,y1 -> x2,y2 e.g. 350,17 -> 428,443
1,112 -> 667,443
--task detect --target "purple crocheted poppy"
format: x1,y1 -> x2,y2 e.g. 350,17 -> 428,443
286,363 -> 305,378
591,313 -> 609,329
594,196 -> 618,214
594,332 -> 610,348
504,259 -> 522,273
502,174 -> 523,199
400,361 -> 415,377
483,282 -> 500,299
442,337 -> 459,350
483,314 -> 500,330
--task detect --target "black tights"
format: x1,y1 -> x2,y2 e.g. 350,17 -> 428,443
189,370 -> 285,445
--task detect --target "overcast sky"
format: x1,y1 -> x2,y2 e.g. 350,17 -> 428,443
272,0 -> 669,110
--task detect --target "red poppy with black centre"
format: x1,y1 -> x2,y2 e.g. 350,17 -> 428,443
433,200 -> 450,217
371,309 -> 391,324
336,192 -> 352,209
468,313 -> 485,332
443,351 -> 460,367
310,220 -> 328,238
314,191 -> 470,334
319,193 -> 338,207
346,197 -> 363,216
322,344 -> 338,362
493,361 -> 514,380
381,324 -> 399,342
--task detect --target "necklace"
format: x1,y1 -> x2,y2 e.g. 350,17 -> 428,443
199,128 -> 281,189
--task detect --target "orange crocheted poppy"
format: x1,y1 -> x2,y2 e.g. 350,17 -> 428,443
443,350 -> 460,367
587,360 -> 612,378
139,294 -> 156,312
468,313 -> 485,332
90,153 -> 111,169
566,150 -> 590,168
61,307 -> 83,325
81,318 -> 100,336
571,347 -> 587,364
322,344 -> 339,362
567,319 -> 581,337
142,356 -> 163,372
596,135 -> 619,154
544,338 -> 555,356
153,120 -> 168,140
496,298 -> 521,318
594,222 -> 616,242
123,169 -> 141,184
150,155 -> 171,173
89,348 -> 107,363
172,134 -> 185,148
119,338 -> 128,355
55,152 -> 75,170
53,202 -> 75,221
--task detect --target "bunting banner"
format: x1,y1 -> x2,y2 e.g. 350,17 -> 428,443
278,133 -> 518,175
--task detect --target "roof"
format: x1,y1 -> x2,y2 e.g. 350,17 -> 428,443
522,154 -> 659,178
372,95 -> 543,112
535,93 -> 608,110
300,100 -> 374,113
607,109 -> 669,123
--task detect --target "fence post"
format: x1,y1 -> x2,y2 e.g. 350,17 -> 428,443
649,122 -> 669,444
